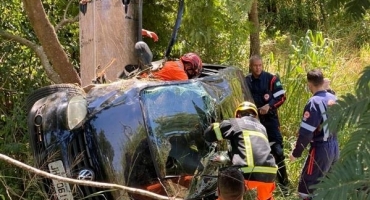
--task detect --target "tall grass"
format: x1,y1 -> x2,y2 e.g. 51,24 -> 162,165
259,29 -> 368,199
263,30 -> 336,142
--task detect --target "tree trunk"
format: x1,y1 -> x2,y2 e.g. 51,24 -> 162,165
248,0 -> 260,57
79,0 -> 138,86
22,0 -> 81,85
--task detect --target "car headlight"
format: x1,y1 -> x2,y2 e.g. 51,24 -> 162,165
67,95 -> 87,130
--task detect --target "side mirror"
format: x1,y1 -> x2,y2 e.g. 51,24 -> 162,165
118,64 -> 139,79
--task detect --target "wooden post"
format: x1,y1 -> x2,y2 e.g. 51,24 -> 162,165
79,0 -> 138,86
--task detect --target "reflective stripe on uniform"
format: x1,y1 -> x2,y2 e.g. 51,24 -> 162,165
300,121 -> 316,132
318,101 -> 330,141
213,123 -> 223,141
273,89 -> 286,98
240,165 -> 278,174
242,131 -> 254,167
248,130 -> 269,142
307,147 -> 316,175
240,129 -> 277,174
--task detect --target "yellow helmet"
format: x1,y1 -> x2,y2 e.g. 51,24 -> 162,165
234,101 -> 258,118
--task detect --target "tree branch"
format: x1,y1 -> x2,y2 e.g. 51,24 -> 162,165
22,0 -> 81,85
0,29 -> 62,83
55,15 -> 79,32
55,0 -> 79,32
64,0 -> 74,19
0,153 -> 183,200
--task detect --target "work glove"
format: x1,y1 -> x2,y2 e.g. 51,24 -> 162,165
209,150 -> 231,165
142,29 -> 158,42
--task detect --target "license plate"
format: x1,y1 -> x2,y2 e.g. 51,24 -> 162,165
48,160 -> 74,200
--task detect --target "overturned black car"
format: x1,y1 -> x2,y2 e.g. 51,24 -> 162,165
26,65 -> 253,200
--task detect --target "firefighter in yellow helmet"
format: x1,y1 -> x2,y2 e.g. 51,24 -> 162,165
204,101 -> 278,200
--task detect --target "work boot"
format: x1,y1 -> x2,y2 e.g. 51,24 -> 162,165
276,159 -> 290,196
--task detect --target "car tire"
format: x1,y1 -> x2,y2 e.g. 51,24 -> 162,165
26,84 -> 85,113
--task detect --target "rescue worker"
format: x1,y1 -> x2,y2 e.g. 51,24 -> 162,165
204,101 -> 277,200
245,55 -> 289,194
217,167 -> 245,200
135,41 -> 203,81
289,69 -> 339,199
148,52 -> 203,81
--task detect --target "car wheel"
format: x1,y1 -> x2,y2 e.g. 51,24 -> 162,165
26,84 -> 85,113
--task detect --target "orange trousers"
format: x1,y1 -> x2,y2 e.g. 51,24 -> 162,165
244,180 -> 275,200
130,176 -> 193,200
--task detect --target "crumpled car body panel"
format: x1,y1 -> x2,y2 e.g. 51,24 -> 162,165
27,65 -> 252,200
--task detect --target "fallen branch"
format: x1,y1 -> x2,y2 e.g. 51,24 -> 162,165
0,153 -> 183,200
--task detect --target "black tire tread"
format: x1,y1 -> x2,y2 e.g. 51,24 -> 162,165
26,84 -> 85,113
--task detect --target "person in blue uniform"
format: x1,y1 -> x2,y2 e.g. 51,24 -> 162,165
289,69 -> 339,199
245,55 -> 289,193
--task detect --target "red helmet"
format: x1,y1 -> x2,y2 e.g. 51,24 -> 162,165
180,53 -> 203,78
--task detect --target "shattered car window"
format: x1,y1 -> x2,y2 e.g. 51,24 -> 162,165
141,82 -> 216,178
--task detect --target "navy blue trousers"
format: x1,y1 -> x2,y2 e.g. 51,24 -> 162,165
298,140 -> 339,197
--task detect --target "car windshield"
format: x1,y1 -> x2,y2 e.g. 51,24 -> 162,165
141,82 -> 216,178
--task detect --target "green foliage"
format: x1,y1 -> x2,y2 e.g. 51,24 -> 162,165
290,30 -> 335,70
178,0 -> 253,66
142,0 -> 253,65
0,1 -> 53,198
327,66 -> 370,131
323,10 -> 370,50
259,0 -> 322,35
327,0 -> 370,19
0,0 -> 31,37
354,13 -> 370,47
142,0 -> 177,60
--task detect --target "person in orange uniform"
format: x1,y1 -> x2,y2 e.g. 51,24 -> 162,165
134,32 -> 203,81
149,52 -> 203,81
204,101 -> 278,200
